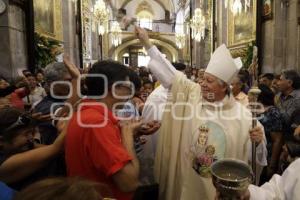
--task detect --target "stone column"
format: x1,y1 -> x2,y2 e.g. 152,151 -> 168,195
286,0 -> 299,70
0,0 -> 27,79
297,0 -> 300,72
261,1 -> 277,73
216,0 -> 228,46
62,0 -> 80,67
261,0 -> 299,73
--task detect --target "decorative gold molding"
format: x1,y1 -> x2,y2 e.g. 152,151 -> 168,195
230,47 -> 247,58
112,38 -> 178,62
34,0 -> 63,41
227,0 -> 257,49
121,0 -> 167,11
135,1 -> 154,15
81,0 -> 93,60
107,33 -> 179,58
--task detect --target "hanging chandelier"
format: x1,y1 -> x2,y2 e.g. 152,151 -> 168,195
111,21 -> 122,47
175,33 -> 186,49
190,8 -> 206,42
225,0 -> 251,16
93,0 -> 109,35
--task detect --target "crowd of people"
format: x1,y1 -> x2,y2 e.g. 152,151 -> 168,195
0,27 -> 299,200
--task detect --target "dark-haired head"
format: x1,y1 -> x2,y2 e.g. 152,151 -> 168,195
231,75 -> 247,96
281,70 -> 300,89
172,62 -> 186,72
22,70 -> 31,77
43,62 -> 71,97
0,77 -> 10,89
259,73 -> 275,88
257,84 -> 275,106
277,70 -> 300,95
0,107 -> 35,154
35,71 -> 45,84
128,70 -> 142,96
138,67 -> 149,78
85,60 -> 132,97
261,73 -> 274,80
25,74 -> 37,90
142,79 -> 154,95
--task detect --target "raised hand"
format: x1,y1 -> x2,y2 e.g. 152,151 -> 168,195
294,125 -> 300,141
63,54 -> 80,79
135,26 -> 153,50
137,120 -> 161,136
119,118 -> 143,136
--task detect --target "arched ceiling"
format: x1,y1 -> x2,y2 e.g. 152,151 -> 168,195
109,37 -> 179,62
109,0 -> 176,12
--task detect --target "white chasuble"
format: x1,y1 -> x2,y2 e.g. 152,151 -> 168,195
154,73 -> 264,200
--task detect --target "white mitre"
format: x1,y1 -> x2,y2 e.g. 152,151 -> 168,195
205,44 -> 243,84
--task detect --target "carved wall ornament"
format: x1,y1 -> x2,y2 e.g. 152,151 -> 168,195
262,0 -> 273,20
135,1 -> 154,15
81,0 -> 93,61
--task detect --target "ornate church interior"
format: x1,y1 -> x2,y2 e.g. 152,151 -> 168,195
1,0 -> 300,76
0,1 -> 300,200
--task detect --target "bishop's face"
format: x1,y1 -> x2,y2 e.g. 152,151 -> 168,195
200,72 -> 227,102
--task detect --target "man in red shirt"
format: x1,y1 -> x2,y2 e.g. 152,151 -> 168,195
65,61 -> 142,200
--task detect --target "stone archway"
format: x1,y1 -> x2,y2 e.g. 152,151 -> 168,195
121,0 -> 168,12
109,37 -> 179,63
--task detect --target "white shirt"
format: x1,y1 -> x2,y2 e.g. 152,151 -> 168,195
23,87 -> 46,105
142,85 -> 169,122
147,46 -> 177,88
139,85 -> 169,184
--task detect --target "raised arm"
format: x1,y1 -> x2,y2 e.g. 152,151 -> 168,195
54,55 -> 81,117
0,120 -> 66,184
135,26 -> 177,89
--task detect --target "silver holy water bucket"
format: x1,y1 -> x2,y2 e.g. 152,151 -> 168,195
211,159 -> 253,199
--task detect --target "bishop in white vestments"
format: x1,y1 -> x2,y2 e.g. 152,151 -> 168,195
135,27 -> 267,200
